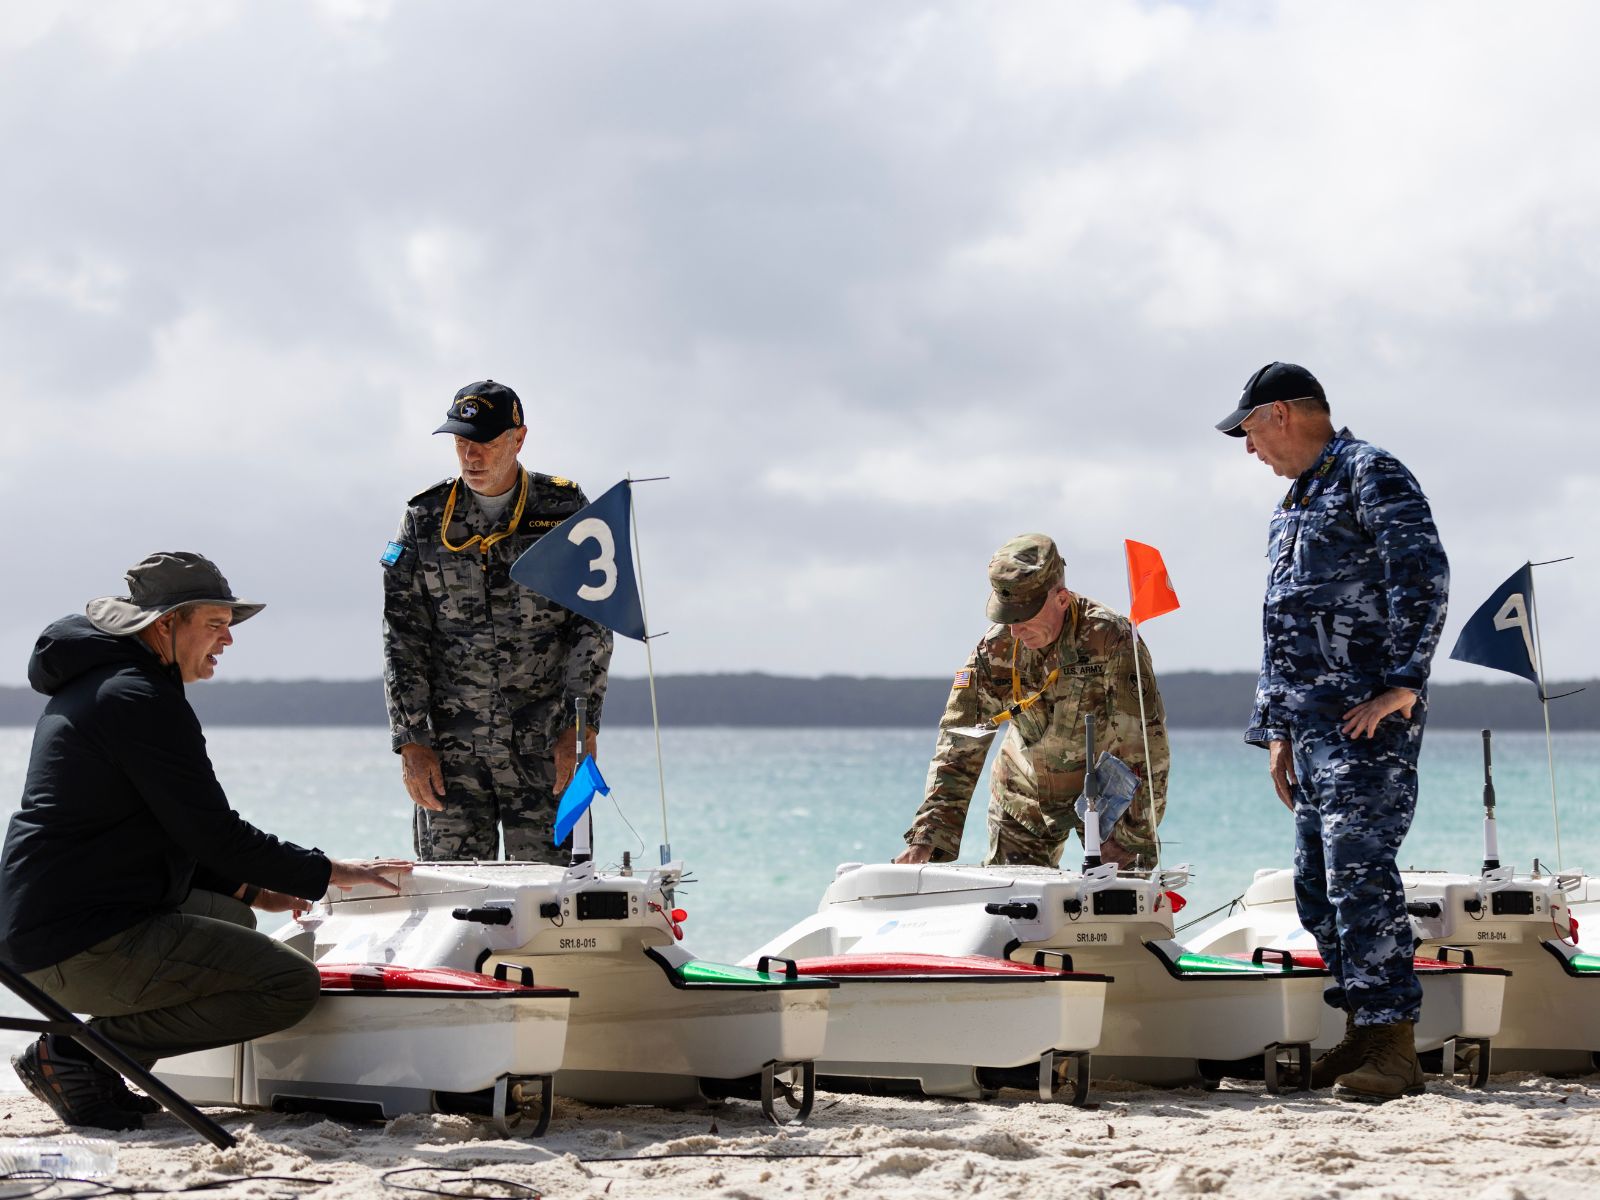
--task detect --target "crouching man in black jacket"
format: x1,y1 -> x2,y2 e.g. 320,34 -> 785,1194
0,552 -> 411,1131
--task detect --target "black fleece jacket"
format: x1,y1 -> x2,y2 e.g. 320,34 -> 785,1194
0,615 -> 332,972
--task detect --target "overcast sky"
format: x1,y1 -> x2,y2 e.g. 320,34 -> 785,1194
2,1 -> 1596,693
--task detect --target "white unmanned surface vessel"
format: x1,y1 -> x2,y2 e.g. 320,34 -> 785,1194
158,861 -> 834,1132
740,936 -> 1111,1104
748,858 -> 1332,1094
1191,865 -> 1591,1077
1190,730 -> 1595,1079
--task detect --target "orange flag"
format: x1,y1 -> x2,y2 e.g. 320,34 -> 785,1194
1125,540 -> 1179,626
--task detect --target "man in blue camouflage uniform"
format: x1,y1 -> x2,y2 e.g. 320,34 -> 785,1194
383,380 -> 612,863
1218,362 -> 1448,1102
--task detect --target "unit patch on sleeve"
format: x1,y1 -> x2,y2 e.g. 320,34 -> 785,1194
381,541 -> 406,567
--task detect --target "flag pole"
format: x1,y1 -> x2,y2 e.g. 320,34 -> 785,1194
1527,563 -> 1563,870
628,474 -> 671,864
1124,546 -> 1158,868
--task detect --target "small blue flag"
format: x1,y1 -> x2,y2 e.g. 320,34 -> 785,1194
511,480 -> 647,640
554,754 -> 610,845
1449,562 -> 1541,692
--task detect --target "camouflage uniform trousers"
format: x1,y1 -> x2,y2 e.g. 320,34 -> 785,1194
985,810 -> 1067,868
1289,715 -> 1425,1026
412,733 -> 565,864
983,809 -> 1142,869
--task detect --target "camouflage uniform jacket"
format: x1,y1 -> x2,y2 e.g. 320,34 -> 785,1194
1247,428 -> 1449,745
382,469 -> 614,754
905,594 -> 1170,863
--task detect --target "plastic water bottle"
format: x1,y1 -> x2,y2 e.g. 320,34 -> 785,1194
0,1136 -> 118,1179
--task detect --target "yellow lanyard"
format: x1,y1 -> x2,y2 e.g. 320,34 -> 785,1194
440,470 -> 530,555
989,602 -> 1077,727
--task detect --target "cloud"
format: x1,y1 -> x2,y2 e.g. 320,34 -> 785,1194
1,1 -> 1597,689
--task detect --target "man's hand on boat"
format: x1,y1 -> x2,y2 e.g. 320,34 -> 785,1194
400,744 -> 446,812
1340,686 -> 1418,740
554,725 -> 598,794
327,859 -> 415,894
893,843 -> 935,865
251,889 -> 314,916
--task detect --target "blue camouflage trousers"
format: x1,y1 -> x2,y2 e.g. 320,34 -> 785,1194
1289,715 -> 1424,1027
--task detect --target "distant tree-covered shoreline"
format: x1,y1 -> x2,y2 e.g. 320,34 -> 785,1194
0,673 -> 1591,730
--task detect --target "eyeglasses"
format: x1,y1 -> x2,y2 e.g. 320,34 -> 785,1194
1240,396 -> 1316,434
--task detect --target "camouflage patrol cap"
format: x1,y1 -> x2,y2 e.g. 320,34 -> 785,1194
434,380 -> 525,443
986,534 -> 1065,623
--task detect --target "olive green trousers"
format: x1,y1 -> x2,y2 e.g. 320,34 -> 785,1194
23,890 -> 320,1065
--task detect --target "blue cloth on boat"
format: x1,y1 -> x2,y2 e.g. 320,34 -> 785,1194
553,754 -> 610,845
1074,751 -> 1139,843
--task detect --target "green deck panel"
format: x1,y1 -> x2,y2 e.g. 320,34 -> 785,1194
676,959 -> 794,985
1569,952 -> 1600,975
1174,951 -> 1284,976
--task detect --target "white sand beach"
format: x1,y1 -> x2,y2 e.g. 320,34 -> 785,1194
4,1073 -> 1598,1200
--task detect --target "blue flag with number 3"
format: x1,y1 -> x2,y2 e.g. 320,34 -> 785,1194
511,480 -> 648,640
1448,562 -> 1541,692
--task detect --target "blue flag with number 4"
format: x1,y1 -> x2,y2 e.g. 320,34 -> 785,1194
511,480 -> 647,640
1449,562 -> 1541,692
554,755 -> 610,845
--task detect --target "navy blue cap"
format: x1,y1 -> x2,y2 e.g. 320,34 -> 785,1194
1216,363 -> 1325,437
434,380 -> 525,443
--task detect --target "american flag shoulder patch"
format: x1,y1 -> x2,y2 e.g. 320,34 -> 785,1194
953,669 -> 973,689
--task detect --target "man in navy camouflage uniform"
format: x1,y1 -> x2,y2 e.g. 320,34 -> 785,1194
382,380 -> 612,863
1219,362 -> 1448,1101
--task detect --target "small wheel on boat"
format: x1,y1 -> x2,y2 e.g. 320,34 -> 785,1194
1458,1039 -> 1492,1089
761,1060 -> 815,1126
1264,1042 -> 1310,1094
491,1074 -> 554,1138
1039,1050 -> 1093,1106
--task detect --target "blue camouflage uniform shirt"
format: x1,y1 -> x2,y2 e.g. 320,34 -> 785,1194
1247,428 -> 1449,743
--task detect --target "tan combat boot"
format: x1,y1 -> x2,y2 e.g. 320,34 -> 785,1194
1332,1020 -> 1425,1102
1308,1011 -> 1370,1089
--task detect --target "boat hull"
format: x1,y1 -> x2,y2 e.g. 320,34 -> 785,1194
748,863 -> 1329,1090
1190,867 -> 1596,1071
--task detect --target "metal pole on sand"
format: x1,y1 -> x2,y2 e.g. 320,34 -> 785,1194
571,696 -> 592,865
1480,729 -> 1500,874
1081,715 -> 1102,871
628,475 -> 672,868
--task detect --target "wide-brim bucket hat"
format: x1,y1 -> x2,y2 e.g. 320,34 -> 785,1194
85,551 -> 265,635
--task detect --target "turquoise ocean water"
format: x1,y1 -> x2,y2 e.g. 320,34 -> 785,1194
2,726 -> 1597,1089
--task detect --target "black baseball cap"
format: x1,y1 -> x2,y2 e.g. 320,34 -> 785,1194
1215,362 -> 1325,437
434,380 -> 525,443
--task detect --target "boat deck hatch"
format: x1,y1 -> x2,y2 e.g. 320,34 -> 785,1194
1092,890 -> 1141,916
577,892 -> 630,921
1491,891 -> 1536,916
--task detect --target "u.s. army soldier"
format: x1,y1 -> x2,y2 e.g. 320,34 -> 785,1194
382,380 -> 613,862
1218,361 -> 1448,1101
896,534 -> 1170,869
